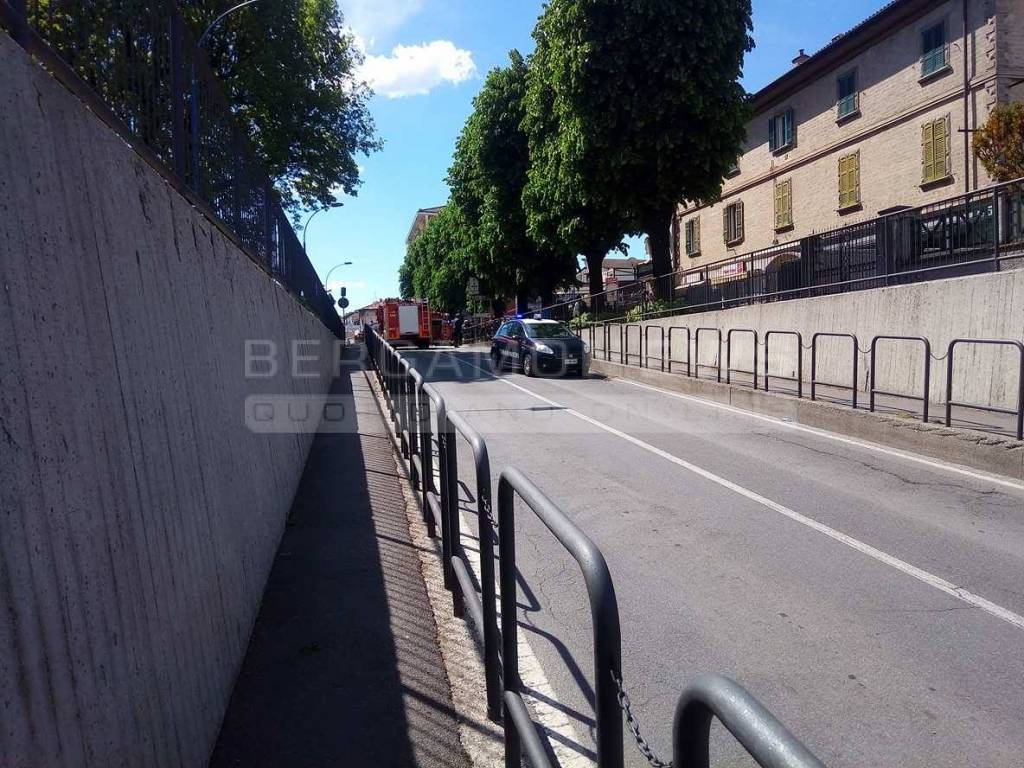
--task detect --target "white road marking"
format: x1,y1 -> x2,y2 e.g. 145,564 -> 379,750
617,378 -> 1024,493
455,356 -> 1024,632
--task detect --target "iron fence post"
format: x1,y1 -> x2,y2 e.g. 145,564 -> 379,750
993,186 -> 1001,266
168,6 -> 188,182
263,184 -> 274,271
446,422 -> 464,618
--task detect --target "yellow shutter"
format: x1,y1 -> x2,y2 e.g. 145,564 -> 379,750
937,115 -> 950,178
783,180 -> 792,226
838,156 -> 848,208
735,199 -> 744,242
922,121 -> 935,183
851,152 -> 860,204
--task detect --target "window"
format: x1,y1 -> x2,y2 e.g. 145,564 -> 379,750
723,200 -> 744,245
684,218 -> 701,256
838,152 -> 861,210
774,179 -> 793,230
921,21 -> 948,78
524,321 -> 574,339
836,71 -> 858,119
921,115 -> 951,184
768,108 -> 795,153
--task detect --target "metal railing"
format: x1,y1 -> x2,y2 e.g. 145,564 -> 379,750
364,326 -> 827,767
584,321 -> 1024,440
535,179 -> 1024,327
0,0 -> 341,334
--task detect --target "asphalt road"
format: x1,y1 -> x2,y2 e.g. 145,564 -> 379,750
402,346 -> 1024,768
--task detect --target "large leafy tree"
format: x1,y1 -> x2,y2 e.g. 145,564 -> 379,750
974,103 -> 1024,183
592,0 -> 753,298
449,51 -> 577,310
522,4 -> 630,309
523,0 -> 752,302
181,0 -> 380,215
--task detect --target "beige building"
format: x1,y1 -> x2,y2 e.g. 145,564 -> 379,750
673,0 -> 1024,274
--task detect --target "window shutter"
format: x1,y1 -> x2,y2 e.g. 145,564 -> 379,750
768,116 -> 777,152
922,121 -> 935,182
694,218 -> 700,253
785,181 -> 792,225
852,152 -> 860,203
784,108 -> 794,147
939,115 -> 950,177
723,206 -> 730,244
838,155 -> 848,207
736,200 -> 745,242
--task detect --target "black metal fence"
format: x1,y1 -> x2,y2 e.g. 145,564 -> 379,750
589,321 -> 1024,440
365,326 -> 827,768
0,0 -> 341,334
540,179 -> 1024,326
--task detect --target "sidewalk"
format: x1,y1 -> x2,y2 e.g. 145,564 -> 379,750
209,358 -> 472,768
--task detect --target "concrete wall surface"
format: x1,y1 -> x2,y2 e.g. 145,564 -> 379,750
602,268 -> 1024,412
0,32 -> 337,767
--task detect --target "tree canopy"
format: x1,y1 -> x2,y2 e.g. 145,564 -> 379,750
974,102 -> 1024,183
401,206 -> 471,312
181,0 -> 381,215
525,0 -> 752,300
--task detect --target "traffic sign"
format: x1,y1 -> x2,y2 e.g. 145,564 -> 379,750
337,297 -> 350,309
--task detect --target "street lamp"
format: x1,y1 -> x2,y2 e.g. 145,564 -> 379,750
323,261 -> 353,291
190,0 -> 262,187
302,202 -> 343,254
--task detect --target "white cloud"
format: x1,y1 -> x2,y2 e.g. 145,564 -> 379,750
337,0 -> 423,49
360,41 -> 477,98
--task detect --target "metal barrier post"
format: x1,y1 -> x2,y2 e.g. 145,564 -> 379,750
673,674 -> 826,768
810,333 -> 859,408
764,331 -> 803,398
869,336 -> 931,422
498,469 -> 623,768
695,328 -> 722,382
725,329 -> 759,388
645,325 -> 666,371
668,327 -> 691,377
624,325 -> 643,367
945,339 -> 1024,440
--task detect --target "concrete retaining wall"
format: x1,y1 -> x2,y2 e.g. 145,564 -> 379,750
0,32 -> 337,767
600,269 -> 1024,412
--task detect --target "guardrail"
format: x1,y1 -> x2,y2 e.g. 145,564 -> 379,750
363,326 -> 827,767
590,321 -> 1024,440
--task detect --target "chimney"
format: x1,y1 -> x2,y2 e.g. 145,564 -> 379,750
792,48 -> 810,66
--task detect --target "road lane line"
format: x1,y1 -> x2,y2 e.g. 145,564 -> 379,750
454,355 -> 1024,632
615,378 -> 1024,492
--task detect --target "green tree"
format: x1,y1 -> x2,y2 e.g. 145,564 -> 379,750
402,206 -> 472,312
974,103 -> 1024,183
593,0 -> 752,298
522,3 -> 630,310
448,51 -> 577,310
181,0 -> 380,215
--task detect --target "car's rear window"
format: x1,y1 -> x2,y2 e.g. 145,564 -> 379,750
526,323 -> 573,339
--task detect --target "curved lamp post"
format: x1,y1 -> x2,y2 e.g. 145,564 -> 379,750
322,261 -> 353,292
302,202 -> 343,254
190,0 -> 262,187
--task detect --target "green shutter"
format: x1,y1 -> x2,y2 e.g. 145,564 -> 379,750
723,206 -> 730,244
694,218 -> 700,254
938,115 -> 950,177
922,121 -> 935,182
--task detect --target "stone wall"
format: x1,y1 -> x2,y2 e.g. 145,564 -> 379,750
0,31 -> 337,767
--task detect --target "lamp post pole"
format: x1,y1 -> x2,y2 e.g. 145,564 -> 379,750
302,203 -> 342,254
190,0 -> 262,190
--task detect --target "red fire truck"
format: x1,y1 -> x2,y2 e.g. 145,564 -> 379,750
376,299 -> 433,348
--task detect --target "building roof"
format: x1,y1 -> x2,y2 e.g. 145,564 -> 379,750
751,0 -> 938,114
406,205 -> 446,244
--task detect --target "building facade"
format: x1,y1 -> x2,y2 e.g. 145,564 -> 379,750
673,0 -> 1024,274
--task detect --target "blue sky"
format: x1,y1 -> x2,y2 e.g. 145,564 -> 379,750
312,0 -> 892,314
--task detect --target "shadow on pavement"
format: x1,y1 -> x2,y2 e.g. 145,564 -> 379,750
209,365 -> 470,768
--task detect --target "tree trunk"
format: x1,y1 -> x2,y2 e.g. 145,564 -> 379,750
585,251 -> 605,314
645,207 -> 675,301
515,287 -> 530,316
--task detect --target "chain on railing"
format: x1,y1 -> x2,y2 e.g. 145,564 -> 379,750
0,0 -> 341,335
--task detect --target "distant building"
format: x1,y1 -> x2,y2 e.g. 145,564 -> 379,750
674,0 -> 1024,277
577,257 -> 651,299
406,206 -> 445,245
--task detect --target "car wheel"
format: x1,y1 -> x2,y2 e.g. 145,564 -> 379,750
522,352 -> 535,377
